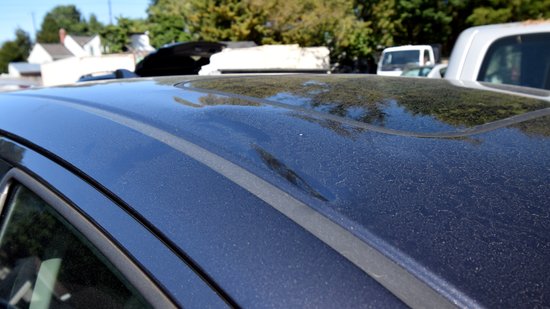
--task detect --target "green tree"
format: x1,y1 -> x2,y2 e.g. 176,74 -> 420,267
443,0 -> 482,54
0,29 -> 32,73
100,17 -> 148,53
467,0 -> 550,25
356,0 -> 454,50
354,0 -> 399,48
36,5 -> 88,43
86,14 -> 105,34
147,0 -> 373,66
147,0 -> 192,47
185,0 -> 268,42
145,0 -> 549,67
393,0 -> 453,45
353,0 -> 549,56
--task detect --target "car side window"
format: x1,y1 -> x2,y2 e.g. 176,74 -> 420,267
0,184 -> 150,308
478,33 -> 550,90
423,49 -> 430,65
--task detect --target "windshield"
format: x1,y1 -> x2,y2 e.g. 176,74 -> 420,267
381,50 -> 420,71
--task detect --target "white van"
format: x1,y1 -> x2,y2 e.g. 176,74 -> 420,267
377,45 -> 436,76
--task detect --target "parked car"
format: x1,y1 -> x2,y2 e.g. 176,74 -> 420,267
77,69 -> 138,82
446,20 -> 550,91
401,63 -> 447,78
401,65 -> 433,77
0,77 -> 39,92
135,41 -> 257,77
0,75 -> 549,308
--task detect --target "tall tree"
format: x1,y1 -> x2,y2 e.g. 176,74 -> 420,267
393,0 -> 453,46
258,0 -> 373,63
354,0 -> 399,48
184,0 -> 268,42
0,29 -> 32,73
146,0 -> 373,65
86,14 -> 105,34
36,5 -> 87,43
147,0 -> 192,47
467,0 -> 550,25
100,17 -> 148,53
145,0 -> 549,66
354,0 -> 454,50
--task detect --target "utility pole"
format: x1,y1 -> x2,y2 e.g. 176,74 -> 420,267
108,0 -> 113,25
31,12 -> 37,41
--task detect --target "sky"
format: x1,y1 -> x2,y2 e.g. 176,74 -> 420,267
0,0 -> 150,44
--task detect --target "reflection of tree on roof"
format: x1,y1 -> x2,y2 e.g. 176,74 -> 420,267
511,116 -> 550,137
199,94 -> 261,107
173,94 -> 260,108
190,76 -> 549,130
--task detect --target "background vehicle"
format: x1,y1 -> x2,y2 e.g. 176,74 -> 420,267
77,69 -> 138,82
135,41 -> 228,77
377,45 -> 440,76
446,21 -> 550,91
0,75 -> 549,308
0,77 -> 39,92
401,63 -> 447,78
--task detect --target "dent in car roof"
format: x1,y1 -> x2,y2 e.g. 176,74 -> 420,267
1,75 -> 549,307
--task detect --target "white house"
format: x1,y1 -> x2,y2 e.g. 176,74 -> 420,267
63,34 -> 102,57
27,29 -> 102,64
20,29 -> 155,85
27,43 -> 73,64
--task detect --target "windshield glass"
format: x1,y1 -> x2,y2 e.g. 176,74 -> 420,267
381,50 -> 420,71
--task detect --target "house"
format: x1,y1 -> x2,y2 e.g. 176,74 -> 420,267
20,29 -> 155,86
27,29 -> 102,64
27,43 -> 73,64
63,34 -> 102,57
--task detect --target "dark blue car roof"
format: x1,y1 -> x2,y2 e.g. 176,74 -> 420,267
1,75 -> 549,308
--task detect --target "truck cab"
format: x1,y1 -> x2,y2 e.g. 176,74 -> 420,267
377,45 -> 436,76
445,21 -> 550,91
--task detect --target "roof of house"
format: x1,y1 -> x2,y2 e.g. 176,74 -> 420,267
40,43 -> 73,60
70,35 -> 96,47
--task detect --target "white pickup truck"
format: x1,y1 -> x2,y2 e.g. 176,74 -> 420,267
445,21 -> 550,94
377,45 -> 438,76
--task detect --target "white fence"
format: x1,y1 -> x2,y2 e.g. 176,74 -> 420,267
41,54 -> 136,86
